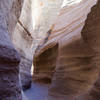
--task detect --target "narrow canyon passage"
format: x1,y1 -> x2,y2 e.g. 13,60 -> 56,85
0,0 -> 100,100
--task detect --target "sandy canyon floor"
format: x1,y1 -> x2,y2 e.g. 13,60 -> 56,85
24,82 -> 49,100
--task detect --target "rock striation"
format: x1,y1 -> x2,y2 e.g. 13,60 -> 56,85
33,0 -> 100,100
77,0 -> 100,100
12,0 -> 34,90
12,0 -> 64,89
0,0 -> 23,99
0,0 -> 100,100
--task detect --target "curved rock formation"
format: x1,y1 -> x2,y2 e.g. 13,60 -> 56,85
33,0 -> 100,100
0,0 -> 23,99
0,0 -> 100,100
12,0 -> 64,90
77,0 -> 100,100
12,0 -> 34,90
47,0 -> 99,100
33,43 -> 58,83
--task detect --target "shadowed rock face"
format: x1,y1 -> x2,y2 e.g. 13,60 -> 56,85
33,43 -> 58,83
77,0 -> 100,100
0,0 -> 23,99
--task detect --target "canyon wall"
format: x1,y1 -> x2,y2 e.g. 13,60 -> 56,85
77,1 -> 100,100
48,0 -> 100,100
12,0 -> 64,89
0,0 -> 100,100
33,0 -> 100,100
12,0 -> 34,90
34,0 -> 97,81
0,0 -> 23,99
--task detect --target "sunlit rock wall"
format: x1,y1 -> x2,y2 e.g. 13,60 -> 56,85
33,0 -> 99,100
48,0 -> 99,100
5,0 -> 23,37
12,0 -> 34,90
34,0 -> 97,82
12,0 -> 64,90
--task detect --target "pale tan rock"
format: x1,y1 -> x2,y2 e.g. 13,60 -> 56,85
1,0 -> 99,100
12,0 -> 34,90
47,0 -> 100,100
33,0 -> 100,100
12,0 -> 64,89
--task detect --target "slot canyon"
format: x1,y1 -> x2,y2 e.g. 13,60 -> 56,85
0,0 -> 100,100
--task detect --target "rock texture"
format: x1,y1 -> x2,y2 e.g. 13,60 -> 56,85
47,0 -> 100,100
12,0 -> 34,90
33,43 -> 58,83
0,0 -> 100,100
77,0 -> 100,100
33,0 -> 100,100
12,0 -> 64,89
0,0 -> 23,99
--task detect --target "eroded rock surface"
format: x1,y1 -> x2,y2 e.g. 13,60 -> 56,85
33,43 -> 58,83
12,0 -> 64,90
77,0 -> 100,100
0,0 -> 23,99
0,0 -> 100,100
48,0 -> 100,100
33,0 -> 100,100
12,0 -> 34,90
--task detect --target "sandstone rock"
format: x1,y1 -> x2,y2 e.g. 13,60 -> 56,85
2,0 -> 23,38
12,0 -> 64,89
0,0 -> 23,99
47,0 -> 99,100
0,11 -> 22,100
1,0 -> 99,100
12,0 -> 37,90
33,0 -> 99,100
77,0 -> 100,100
33,43 -> 58,83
